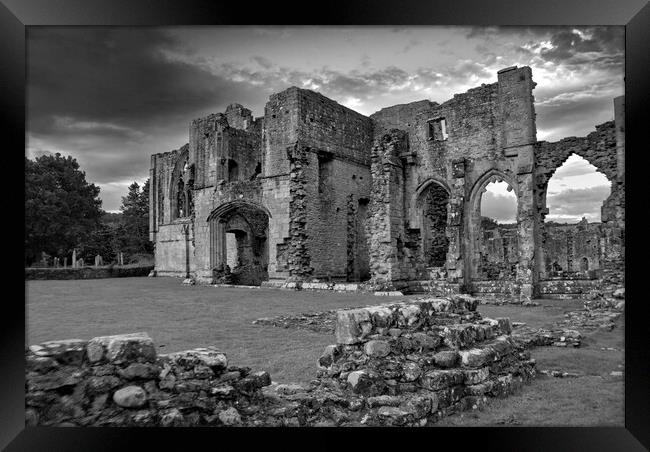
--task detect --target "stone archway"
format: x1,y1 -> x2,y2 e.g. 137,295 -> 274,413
208,201 -> 270,285
466,170 -> 523,293
415,180 -> 451,278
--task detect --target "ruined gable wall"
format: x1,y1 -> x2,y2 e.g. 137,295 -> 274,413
263,87 -> 373,280
189,107 -> 264,281
150,146 -> 194,277
367,67 -> 538,298
151,105 -> 265,281
534,119 -> 621,285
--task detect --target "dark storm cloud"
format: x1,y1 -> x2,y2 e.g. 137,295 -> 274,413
465,25 -> 545,40
28,28 -> 262,132
27,28 -> 271,209
535,91 -> 617,141
538,27 -> 624,66
546,185 -> 611,220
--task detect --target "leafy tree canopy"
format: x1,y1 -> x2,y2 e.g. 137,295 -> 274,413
25,153 -> 102,264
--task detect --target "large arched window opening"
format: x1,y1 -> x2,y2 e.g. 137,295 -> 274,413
543,154 -> 610,277
546,154 -> 611,224
476,180 -> 518,280
171,151 -> 194,220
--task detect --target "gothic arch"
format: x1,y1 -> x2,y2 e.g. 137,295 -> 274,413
206,200 -> 272,223
469,169 -> 518,209
415,177 -> 451,199
466,169 -> 519,282
170,146 -> 194,220
415,178 -> 452,269
207,200 -> 270,285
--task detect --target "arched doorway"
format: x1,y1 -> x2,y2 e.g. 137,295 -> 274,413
467,171 -> 519,285
415,180 -> 450,277
208,201 -> 270,286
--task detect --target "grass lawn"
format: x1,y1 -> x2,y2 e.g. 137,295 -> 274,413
25,277 -> 624,426
26,277 -> 388,383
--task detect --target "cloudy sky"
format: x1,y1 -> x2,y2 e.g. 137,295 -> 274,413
26,26 -> 623,220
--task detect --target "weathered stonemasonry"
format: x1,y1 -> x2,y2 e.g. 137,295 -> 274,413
150,66 -> 624,300
26,296 -> 536,427
26,333 -> 273,426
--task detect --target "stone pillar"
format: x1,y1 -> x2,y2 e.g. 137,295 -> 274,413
614,96 -> 625,229
63,257 -> 67,268
497,66 -> 539,301
72,249 -> 77,268
515,170 -> 537,301
366,130 -> 408,290
447,159 -> 466,283
285,143 -> 313,280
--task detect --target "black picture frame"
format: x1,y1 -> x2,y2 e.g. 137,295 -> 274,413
5,0 -> 649,450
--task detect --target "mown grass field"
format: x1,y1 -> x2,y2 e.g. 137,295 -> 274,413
25,277 -> 624,426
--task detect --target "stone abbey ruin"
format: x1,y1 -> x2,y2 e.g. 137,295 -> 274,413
149,65 -> 625,301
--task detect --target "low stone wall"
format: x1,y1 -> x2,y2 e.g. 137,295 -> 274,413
26,333 -> 271,426
25,265 -> 154,280
26,296 -> 537,427
538,279 -> 601,299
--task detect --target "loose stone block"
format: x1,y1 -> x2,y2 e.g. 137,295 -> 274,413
403,362 -> 422,382
433,350 -> 459,368
366,395 -> 402,408
87,333 -> 156,364
376,406 -> 413,426
165,347 -> 228,371
421,369 -> 464,391
29,339 -> 87,366
336,309 -> 372,344
411,332 -> 439,350
463,367 -> 490,385
218,407 -> 242,426
113,386 -> 147,408
459,347 -> 497,368
364,340 -> 391,358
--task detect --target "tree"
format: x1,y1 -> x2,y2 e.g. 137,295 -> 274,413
25,153 -> 103,265
118,179 -> 153,257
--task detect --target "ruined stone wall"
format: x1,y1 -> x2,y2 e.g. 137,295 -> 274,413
192,181 -> 264,282
26,333 -> 272,427
534,102 -> 624,294
152,104 -> 264,281
150,70 -> 623,297
367,66 -> 538,299
542,221 -> 602,276
191,108 -> 261,190
366,130 -> 423,289
305,153 -> 371,281
150,146 -> 195,277
263,88 -> 374,281
261,175 -> 291,279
